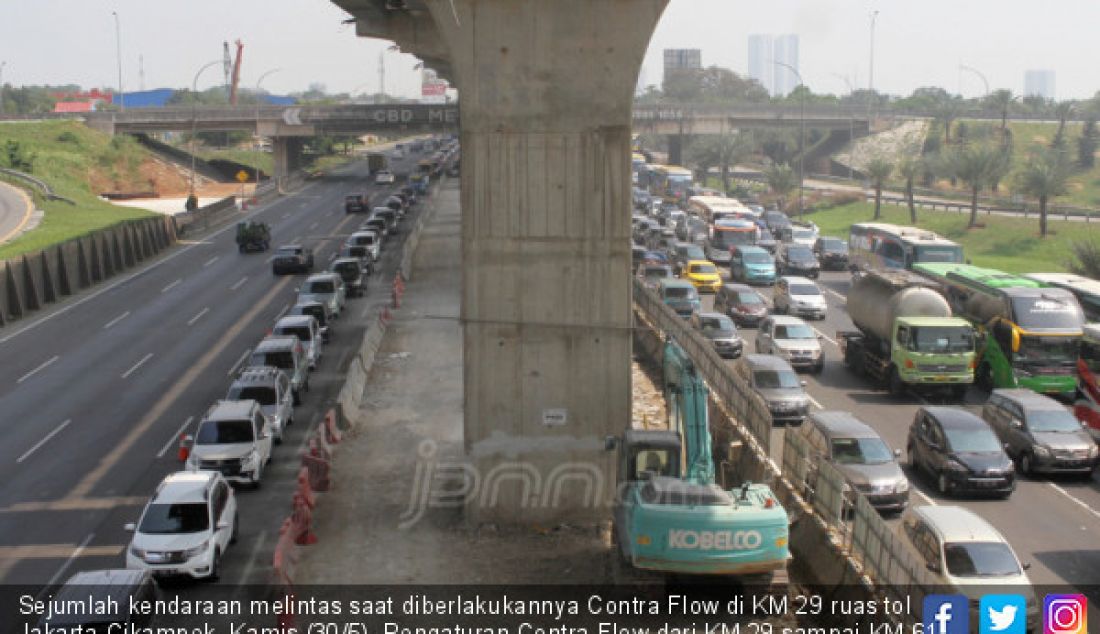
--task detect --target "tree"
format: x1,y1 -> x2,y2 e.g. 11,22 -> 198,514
949,143 -> 1005,228
764,163 -> 797,212
1052,101 -> 1075,149
662,65 -> 769,104
865,157 -> 894,220
710,134 -> 751,193
896,156 -> 922,223
687,140 -> 718,185
1015,147 -> 1071,237
1079,116 -> 1098,168
935,95 -> 965,145
984,89 -> 1016,144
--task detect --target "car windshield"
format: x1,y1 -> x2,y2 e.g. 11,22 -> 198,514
908,326 -> 974,353
196,419 -> 255,444
280,327 -> 312,344
754,370 -> 801,389
1028,408 -> 1085,433
295,306 -> 326,326
787,247 -> 814,261
681,245 -> 705,259
305,281 -> 335,294
736,292 -> 765,305
138,503 -> 209,534
228,386 -> 277,406
254,351 -> 293,370
744,252 -> 772,264
944,427 -> 1002,453
334,263 -> 359,277
664,287 -> 698,299
276,247 -> 300,256
774,324 -> 815,339
943,542 -> 1021,577
792,229 -> 815,240
644,266 -> 670,279
820,239 -> 846,252
699,316 -> 735,335
789,284 -> 820,296
690,263 -> 718,274
831,437 -> 894,465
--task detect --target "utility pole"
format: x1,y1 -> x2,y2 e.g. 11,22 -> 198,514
774,60 -> 805,220
139,55 -> 145,91
112,11 -> 124,110
190,60 -> 222,197
868,10 -> 879,124
833,73 -> 855,180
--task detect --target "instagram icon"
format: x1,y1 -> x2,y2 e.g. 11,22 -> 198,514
1044,595 -> 1087,634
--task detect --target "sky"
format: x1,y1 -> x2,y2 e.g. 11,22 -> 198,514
0,0 -> 1097,101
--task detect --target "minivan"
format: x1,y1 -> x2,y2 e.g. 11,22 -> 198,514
729,246 -> 776,285
656,279 -> 701,318
272,315 -> 323,370
982,388 -> 1098,476
249,336 -> 310,404
799,411 -> 909,512
187,400 -> 273,487
736,354 -> 809,426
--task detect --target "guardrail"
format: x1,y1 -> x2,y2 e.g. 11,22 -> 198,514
175,195 -> 238,236
0,167 -> 75,204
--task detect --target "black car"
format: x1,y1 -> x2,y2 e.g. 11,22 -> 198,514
271,244 -> 315,275
670,241 -> 706,275
674,215 -> 708,244
344,194 -> 366,213
631,245 -> 648,271
906,406 -> 1015,498
763,210 -> 791,238
776,243 -> 821,279
814,236 -> 849,270
331,257 -> 368,297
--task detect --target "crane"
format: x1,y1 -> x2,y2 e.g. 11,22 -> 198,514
229,40 -> 244,106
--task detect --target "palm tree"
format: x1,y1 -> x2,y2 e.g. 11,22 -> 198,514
712,134 -> 752,194
896,156 -> 922,223
1015,147 -> 1071,237
985,89 -> 1016,144
865,157 -> 894,220
949,143 -> 1004,228
687,140 -> 718,186
935,96 -> 965,145
765,163 -> 797,212
1052,101 -> 1075,149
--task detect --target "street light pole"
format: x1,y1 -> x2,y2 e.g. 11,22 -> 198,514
959,64 -> 990,99
112,11 -> 124,111
833,73 -> 855,180
775,60 -> 805,220
255,68 -> 281,195
190,60 -> 222,198
868,10 -> 879,123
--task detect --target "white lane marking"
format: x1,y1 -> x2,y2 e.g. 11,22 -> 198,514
912,489 -> 937,506
157,416 -> 195,459
187,307 -> 210,326
230,276 -> 248,291
276,303 -> 290,319
328,252 -> 337,262
17,419 -> 72,463
120,353 -> 154,379
806,394 -> 824,410
814,328 -> 839,347
1048,482 -> 1100,520
0,179 -> 321,347
227,348 -> 251,377
161,279 -> 181,294
290,235 -> 301,244
265,255 -> 277,263
281,212 -> 291,219
43,533 -> 94,590
203,256 -> 219,268
309,221 -> 319,230
17,355 -> 59,384
102,311 -> 130,330
235,529 -> 269,589
824,287 -> 847,303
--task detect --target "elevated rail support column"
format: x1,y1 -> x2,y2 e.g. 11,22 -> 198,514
667,134 -> 684,166
271,137 -> 306,190
428,0 -> 668,524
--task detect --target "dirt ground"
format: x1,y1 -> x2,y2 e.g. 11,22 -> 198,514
88,154 -> 252,198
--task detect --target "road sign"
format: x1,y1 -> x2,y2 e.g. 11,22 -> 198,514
236,170 -> 250,183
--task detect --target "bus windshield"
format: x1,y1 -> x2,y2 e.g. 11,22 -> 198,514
1010,296 -> 1084,331
908,326 -> 974,353
914,245 -> 964,264
712,229 -> 755,250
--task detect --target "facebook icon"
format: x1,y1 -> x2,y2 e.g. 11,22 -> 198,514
923,595 -> 969,634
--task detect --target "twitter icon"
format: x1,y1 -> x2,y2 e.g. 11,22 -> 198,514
980,594 -> 1027,634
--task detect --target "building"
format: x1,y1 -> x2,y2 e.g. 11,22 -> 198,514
663,48 -> 701,84
1024,70 -> 1055,101
748,34 -> 800,97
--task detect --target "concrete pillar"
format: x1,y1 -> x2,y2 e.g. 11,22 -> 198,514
425,0 -> 667,524
272,137 -> 306,190
667,134 -> 684,166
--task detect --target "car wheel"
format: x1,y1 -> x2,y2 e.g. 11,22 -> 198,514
936,472 -> 950,496
208,549 -> 221,582
230,513 -> 239,545
905,445 -> 916,470
888,367 -> 906,397
1020,453 -> 1034,476
251,462 -> 263,489
813,361 -> 824,375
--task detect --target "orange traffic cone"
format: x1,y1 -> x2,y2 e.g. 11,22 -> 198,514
177,434 -> 192,462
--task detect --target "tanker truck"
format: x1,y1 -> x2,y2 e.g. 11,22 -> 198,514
837,269 -> 976,399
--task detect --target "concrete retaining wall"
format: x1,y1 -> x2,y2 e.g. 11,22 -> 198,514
0,215 -> 177,327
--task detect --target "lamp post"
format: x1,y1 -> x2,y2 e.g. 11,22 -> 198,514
868,10 -> 879,123
190,60 -> 222,197
833,73 -> 856,180
112,11 -> 124,111
254,68 -> 281,194
775,60 -> 805,220
959,64 -> 990,99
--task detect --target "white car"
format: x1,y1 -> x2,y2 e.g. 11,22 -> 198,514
755,314 -> 824,374
226,366 -> 294,443
187,400 -> 273,487
272,315 -> 323,370
346,230 -> 381,261
375,169 -> 395,184
773,276 -> 828,320
126,471 -> 238,581
298,273 -> 346,318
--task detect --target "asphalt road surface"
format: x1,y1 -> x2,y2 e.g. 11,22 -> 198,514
696,267 -> 1100,588
0,181 -> 30,244
0,149 -> 426,587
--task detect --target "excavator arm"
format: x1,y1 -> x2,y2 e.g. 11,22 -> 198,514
663,338 -> 714,486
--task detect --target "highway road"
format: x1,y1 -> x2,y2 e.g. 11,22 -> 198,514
0,148 -> 425,587
697,267 -> 1100,589
0,180 -> 31,245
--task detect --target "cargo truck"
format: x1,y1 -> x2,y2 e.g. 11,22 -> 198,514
837,269 -> 976,399
367,152 -> 388,174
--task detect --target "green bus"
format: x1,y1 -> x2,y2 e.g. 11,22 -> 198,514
913,262 -> 1084,396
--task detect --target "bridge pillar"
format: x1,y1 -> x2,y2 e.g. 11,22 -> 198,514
423,0 -> 667,524
271,137 -> 306,189
667,134 -> 684,166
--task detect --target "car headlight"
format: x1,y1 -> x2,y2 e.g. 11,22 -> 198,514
895,479 -> 909,492
1033,445 -> 1051,457
130,545 -> 146,559
184,542 -> 210,560
944,459 -> 968,472
241,450 -> 258,467
1089,445 -> 1098,458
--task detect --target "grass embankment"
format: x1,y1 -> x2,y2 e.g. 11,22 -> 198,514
198,148 -> 273,177
0,121 -> 157,260
805,200 -> 1100,274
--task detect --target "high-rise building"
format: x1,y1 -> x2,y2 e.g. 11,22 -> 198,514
663,48 -> 702,84
1024,70 -> 1055,101
747,34 -> 800,97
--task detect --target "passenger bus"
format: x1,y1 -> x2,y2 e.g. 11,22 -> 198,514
914,262 -> 1084,397
705,218 -> 758,264
687,195 -> 754,225
848,223 -> 963,277
648,165 -> 694,204
631,153 -> 647,185
1026,272 -> 1100,321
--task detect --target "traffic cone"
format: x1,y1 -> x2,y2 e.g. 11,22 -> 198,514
177,434 -> 192,462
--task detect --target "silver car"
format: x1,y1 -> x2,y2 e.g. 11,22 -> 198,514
248,336 -> 309,405
298,273 -> 346,319
226,366 -> 294,443
800,411 -> 909,513
272,315 -> 323,370
983,389 -> 1099,475
690,311 -> 744,359
736,354 -> 809,425
755,315 -> 824,373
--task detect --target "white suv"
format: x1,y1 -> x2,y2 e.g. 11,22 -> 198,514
187,400 -> 273,487
755,314 -> 824,374
125,471 -> 237,581
773,276 -> 828,320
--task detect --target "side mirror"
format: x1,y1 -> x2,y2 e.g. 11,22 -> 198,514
800,380 -> 808,387
1011,419 -> 1024,429
1023,562 -> 1032,570
894,448 -> 902,458
216,521 -> 231,531
817,334 -> 824,340
124,523 -> 136,532
604,436 -> 619,452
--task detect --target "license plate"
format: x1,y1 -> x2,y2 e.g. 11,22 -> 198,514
153,569 -> 178,576
933,376 -> 948,381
